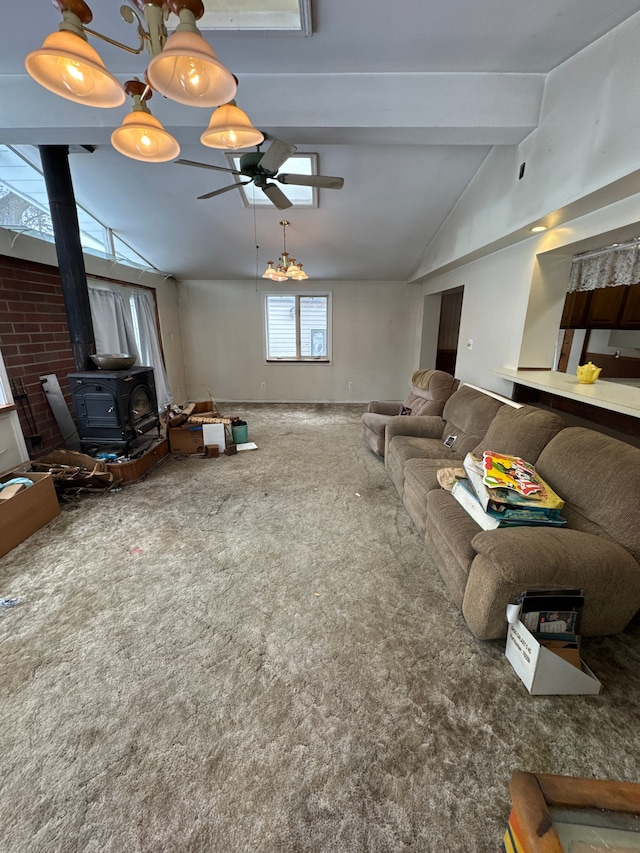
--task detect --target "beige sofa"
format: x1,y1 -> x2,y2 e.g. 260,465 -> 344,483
385,384 -> 640,640
361,369 -> 457,457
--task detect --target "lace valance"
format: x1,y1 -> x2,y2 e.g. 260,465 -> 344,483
568,242 -> 640,292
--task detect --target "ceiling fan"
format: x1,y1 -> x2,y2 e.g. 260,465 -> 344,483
175,138 -> 344,210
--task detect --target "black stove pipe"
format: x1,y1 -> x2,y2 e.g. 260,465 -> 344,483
39,145 -> 95,372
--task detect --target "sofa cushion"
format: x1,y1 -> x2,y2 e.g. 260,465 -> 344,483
386,436 -> 460,496
536,427 -> 640,564
472,404 -> 565,463
439,385 -> 506,458
403,457 -> 459,535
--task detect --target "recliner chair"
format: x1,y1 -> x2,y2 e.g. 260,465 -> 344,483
361,369 -> 457,457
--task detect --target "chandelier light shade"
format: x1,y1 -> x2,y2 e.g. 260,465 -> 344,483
24,0 -> 259,161
146,4 -> 237,108
262,220 -> 310,282
200,100 -> 264,150
25,28 -> 125,108
111,81 -> 180,162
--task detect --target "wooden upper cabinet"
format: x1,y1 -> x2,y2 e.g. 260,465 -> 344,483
560,290 -> 591,328
585,285 -> 627,327
619,282 -> 640,328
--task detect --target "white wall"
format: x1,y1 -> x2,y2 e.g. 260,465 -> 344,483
178,279 -> 421,403
410,12 -> 640,398
419,192 -> 640,397
413,11 -> 640,281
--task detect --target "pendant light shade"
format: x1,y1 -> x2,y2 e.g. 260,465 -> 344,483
262,261 -> 276,279
111,108 -> 180,163
146,30 -> 237,107
201,101 -> 264,150
25,29 -> 125,108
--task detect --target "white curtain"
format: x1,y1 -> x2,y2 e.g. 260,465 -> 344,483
568,243 -> 640,292
88,281 -> 173,410
88,287 -> 138,356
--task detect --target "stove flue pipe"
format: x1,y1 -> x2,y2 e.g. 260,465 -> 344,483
39,144 -> 95,372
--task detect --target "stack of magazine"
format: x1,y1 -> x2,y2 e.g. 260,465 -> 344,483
451,451 -> 567,530
514,588 -> 584,669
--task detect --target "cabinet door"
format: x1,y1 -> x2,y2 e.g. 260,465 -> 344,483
619,282 -> 640,328
560,290 -> 591,328
586,286 -> 626,327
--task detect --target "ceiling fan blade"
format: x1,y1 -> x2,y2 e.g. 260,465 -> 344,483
197,181 -> 250,200
258,138 -> 297,174
176,158 -> 243,176
277,173 -> 344,189
262,183 -> 292,210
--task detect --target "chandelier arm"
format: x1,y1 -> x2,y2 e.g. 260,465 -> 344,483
82,23 -> 147,55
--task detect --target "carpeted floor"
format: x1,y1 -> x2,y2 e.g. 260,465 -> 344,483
1,404 -> 639,852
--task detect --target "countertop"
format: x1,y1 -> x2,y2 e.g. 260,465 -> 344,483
491,368 -> 640,419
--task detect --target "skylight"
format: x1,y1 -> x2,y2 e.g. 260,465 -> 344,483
198,0 -> 311,33
226,152 -> 318,207
0,145 -> 154,271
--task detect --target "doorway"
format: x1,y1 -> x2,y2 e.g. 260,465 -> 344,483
435,287 -> 463,375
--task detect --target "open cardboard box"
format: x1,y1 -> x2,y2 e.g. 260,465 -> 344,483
505,603 -> 601,695
0,467 -> 60,559
168,401 -> 214,454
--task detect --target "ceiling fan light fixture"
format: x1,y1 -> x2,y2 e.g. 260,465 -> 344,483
200,101 -> 264,150
111,102 -> 180,162
146,4 -> 237,108
25,28 -> 125,108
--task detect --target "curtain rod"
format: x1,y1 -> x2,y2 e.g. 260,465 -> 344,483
573,237 -> 640,262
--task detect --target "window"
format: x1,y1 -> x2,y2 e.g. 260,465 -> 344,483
0,145 -> 155,272
265,293 -> 331,362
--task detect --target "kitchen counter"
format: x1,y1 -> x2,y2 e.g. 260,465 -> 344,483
492,368 -> 640,419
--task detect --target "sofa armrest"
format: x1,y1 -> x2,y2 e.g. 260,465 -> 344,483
367,400 -> 403,415
463,527 -> 640,639
385,414 -> 445,441
384,414 -> 446,460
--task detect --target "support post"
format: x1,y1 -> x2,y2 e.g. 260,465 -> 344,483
39,144 -> 95,372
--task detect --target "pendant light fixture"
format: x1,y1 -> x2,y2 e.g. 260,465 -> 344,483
201,99 -> 264,150
262,220 -> 310,282
146,0 -> 237,107
111,80 -> 180,162
25,1 -> 125,108
24,0 -> 263,162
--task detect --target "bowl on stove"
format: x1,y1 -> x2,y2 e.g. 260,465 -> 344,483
90,353 -> 136,370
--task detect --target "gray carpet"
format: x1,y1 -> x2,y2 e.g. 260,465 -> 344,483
1,404 -> 639,852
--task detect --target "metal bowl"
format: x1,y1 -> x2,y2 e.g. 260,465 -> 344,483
90,353 -> 137,370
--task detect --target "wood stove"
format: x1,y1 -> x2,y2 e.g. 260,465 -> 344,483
68,367 -> 160,454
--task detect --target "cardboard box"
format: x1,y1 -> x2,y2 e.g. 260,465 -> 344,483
505,604 -> 601,695
0,470 -> 60,558
168,425 -> 206,454
168,402 -> 216,454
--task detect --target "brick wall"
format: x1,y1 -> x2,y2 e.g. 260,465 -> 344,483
0,254 -> 76,455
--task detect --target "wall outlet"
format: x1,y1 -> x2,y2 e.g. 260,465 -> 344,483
348,381 -> 353,389
260,381 -> 266,389
466,339 -> 473,350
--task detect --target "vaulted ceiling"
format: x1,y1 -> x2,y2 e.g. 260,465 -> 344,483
2,0 -> 640,281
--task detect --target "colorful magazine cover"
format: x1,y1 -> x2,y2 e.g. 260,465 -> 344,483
481,451 -> 565,511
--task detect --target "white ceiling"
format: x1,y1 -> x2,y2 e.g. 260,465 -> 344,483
1,0 -> 640,281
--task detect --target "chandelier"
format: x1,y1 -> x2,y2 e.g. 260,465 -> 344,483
262,220 -> 309,282
24,0 -> 263,162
